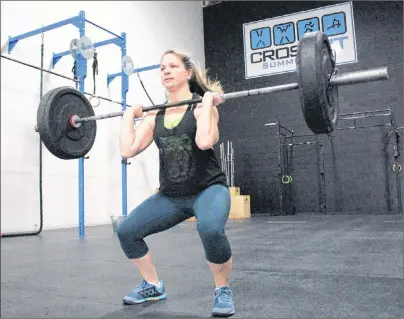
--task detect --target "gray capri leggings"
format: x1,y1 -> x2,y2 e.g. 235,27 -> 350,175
116,184 -> 232,264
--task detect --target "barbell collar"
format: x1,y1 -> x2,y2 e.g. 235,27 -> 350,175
329,67 -> 388,86
223,83 -> 299,99
73,110 -> 125,124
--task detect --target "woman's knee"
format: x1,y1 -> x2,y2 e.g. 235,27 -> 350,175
116,218 -> 149,259
197,221 -> 232,264
197,222 -> 225,239
116,201 -> 153,243
116,220 -> 131,242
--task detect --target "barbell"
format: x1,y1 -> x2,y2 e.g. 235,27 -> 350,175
36,31 -> 389,160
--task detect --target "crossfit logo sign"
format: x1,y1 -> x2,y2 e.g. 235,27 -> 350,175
243,2 -> 357,79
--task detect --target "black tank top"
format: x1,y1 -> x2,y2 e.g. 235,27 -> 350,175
153,94 -> 228,197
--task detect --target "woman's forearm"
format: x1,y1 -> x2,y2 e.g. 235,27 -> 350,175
119,111 -> 136,155
196,106 -> 219,150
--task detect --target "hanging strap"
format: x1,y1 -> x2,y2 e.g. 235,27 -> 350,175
88,50 -> 100,107
92,51 -> 98,95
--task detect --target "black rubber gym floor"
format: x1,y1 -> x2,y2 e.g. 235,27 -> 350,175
1,214 -> 403,318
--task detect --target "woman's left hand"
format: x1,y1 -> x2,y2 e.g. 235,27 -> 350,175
203,91 -> 224,108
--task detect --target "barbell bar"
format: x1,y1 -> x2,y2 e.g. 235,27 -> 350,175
72,66 -> 388,127
31,31 -> 388,160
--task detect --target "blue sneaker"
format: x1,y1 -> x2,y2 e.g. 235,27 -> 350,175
122,279 -> 166,305
212,286 -> 235,317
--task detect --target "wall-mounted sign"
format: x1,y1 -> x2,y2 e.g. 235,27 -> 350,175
243,2 -> 357,79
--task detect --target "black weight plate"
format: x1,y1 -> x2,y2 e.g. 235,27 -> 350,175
37,86 -> 97,160
296,31 -> 339,134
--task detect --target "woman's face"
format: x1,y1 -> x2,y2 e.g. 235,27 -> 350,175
160,53 -> 191,90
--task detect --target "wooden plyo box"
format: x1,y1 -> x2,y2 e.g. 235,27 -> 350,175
229,195 -> 251,219
229,187 -> 240,196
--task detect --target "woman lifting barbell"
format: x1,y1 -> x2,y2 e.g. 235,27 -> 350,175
117,49 -> 235,318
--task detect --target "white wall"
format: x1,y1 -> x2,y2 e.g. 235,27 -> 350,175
0,1 -> 205,233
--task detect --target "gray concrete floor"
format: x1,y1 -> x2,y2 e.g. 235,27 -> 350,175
1,214 -> 403,318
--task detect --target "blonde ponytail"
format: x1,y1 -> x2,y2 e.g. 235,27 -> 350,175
190,63 -> 223,95
161,49 -> 223,96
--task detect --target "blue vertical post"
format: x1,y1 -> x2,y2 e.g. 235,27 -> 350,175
77,11 -> 87,238
121,32 -> 129,216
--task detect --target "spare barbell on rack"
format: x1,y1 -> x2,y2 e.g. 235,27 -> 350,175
36,31 -> 389,160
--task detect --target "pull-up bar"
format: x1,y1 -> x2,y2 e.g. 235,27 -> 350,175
85,19 -> 123,40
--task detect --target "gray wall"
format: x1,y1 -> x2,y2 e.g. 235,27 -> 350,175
1,1 -> 206,232
203,1 -> 403,215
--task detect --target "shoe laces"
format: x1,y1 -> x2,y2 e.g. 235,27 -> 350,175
135,280 -> 149,290
216,287 -> 232,303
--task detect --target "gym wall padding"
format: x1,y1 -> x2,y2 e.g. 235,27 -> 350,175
203,1 -> 403,215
